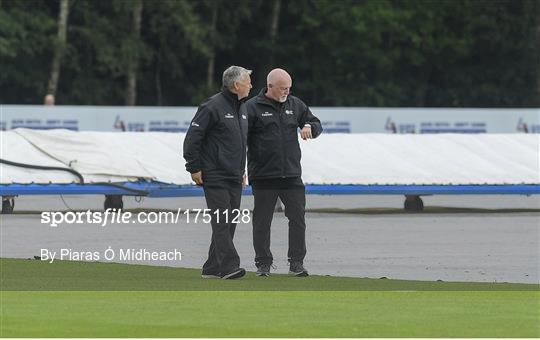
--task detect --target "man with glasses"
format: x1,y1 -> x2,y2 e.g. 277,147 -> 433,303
243,68 -> 323,277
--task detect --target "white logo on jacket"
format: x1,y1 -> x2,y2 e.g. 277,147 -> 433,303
285,110 -> 294,115
242,115 -> 247,119
261,112 -> 273,116
191,122 -> 200,127
224,113 -> 234,119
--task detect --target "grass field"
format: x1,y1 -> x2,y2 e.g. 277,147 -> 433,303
1,258 -> 539,337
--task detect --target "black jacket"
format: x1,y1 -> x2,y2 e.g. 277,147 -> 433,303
183,88 -> 248,183
244,88 -> 322,181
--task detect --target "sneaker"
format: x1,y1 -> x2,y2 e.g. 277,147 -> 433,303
221,268 -> 246,280
289,261 -> 309,277
256,263 -> 272,277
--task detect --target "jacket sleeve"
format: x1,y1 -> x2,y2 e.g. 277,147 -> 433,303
240,104 -> 251,177
299,102 -> 323,138
183,104 -> 215,174
245,103 -> 256,143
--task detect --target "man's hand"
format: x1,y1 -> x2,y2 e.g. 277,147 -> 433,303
300,126 -> 312,140
191,171 -> 203,185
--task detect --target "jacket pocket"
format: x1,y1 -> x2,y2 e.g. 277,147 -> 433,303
218,144 -> 243,176
259,116 -> 279,138
285,118 -> 299,140
284,139 -> 302,176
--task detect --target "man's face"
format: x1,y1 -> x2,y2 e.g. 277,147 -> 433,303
44,95 -> 55,106
268,78 -> 292,103
235,74 -> 252,99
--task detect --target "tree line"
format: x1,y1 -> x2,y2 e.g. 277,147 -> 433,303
1,0 -> 538,107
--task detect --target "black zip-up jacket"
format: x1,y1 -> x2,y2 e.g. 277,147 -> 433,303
244,88 -> 322,181
183,88 -> 248,183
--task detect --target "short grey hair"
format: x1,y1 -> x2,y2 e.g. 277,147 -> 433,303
222,66 -> 252,89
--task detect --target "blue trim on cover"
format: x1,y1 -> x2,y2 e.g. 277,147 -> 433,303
0,183 -> 539,197
305,184 -> 540,195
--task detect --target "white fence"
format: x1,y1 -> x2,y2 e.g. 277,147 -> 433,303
0,105 -> 538,133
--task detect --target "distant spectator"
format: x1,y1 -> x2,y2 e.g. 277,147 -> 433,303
44,94 -> 55,106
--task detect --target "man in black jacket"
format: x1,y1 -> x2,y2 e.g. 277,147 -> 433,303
183,66 -> 252,279
243,68 -> 322,277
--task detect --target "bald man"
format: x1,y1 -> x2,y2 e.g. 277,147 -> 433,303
43,94 -> 55,106
242,68 -> 322,277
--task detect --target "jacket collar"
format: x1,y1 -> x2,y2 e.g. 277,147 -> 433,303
221,87 -> 247,104
256,87 -> 284,108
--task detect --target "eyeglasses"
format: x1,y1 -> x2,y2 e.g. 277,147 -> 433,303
269,84 -> 291,92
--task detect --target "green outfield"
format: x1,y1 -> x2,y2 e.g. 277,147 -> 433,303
1,258 -> 539,337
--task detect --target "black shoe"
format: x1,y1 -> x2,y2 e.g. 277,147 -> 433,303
221,268 -> 246,280
289,261 -> 308,277
201,272 -> 221,279
256,263 -> 272,277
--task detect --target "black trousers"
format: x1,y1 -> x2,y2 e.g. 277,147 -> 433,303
251,177 -> 306,266
202,180 -> 242,275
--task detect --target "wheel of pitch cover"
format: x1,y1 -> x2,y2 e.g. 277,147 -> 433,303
1,197 -> 14,214
104,195 -> 124,210
404,195 -> 424,212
